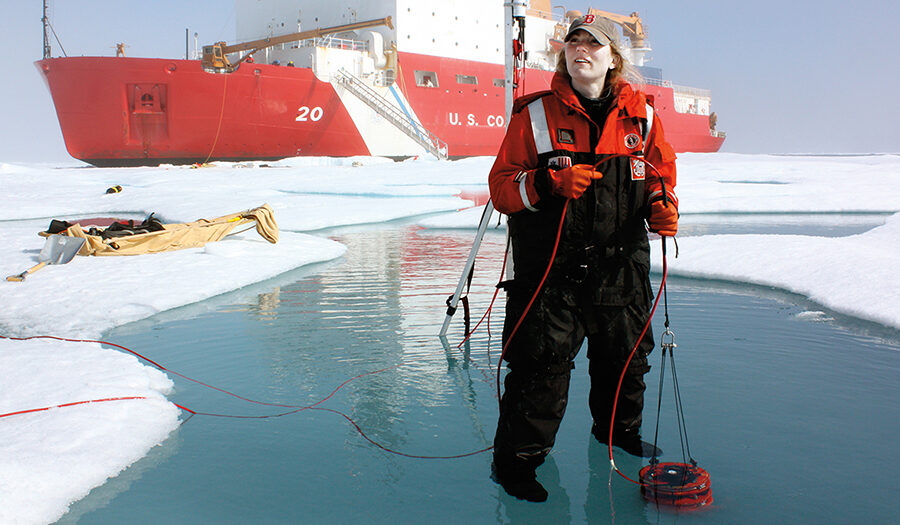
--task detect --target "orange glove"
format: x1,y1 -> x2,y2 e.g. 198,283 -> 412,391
648,198 -> 678,236
547,164 -> 603,199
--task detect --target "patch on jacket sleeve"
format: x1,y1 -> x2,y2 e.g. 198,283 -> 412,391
557,128 -> 575,144
548,155 -> 573,169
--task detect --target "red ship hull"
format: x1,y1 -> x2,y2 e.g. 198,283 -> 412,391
37,56 -> 369,166
397,52 -> 724,156
37,53 -> 723,166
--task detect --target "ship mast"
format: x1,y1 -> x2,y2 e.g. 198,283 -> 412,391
503,0 -> 527,124
42,0 -> 51,59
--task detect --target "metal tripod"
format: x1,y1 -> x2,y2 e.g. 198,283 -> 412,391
438,201 -> 496,337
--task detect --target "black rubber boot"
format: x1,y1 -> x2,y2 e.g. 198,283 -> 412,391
491,461 -> 549,502
591,424 -> 662,458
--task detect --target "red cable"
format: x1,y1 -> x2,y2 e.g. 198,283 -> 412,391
456,242 -> 508,350
0,335 -> 489,459
476,153 -> 671,485
311,407 -> 494,459
0,334 -> 312,409
494,200 -> 569,404
592,155 -> 672,485
0,396 -> 148,419
3,156 -> 669,462
585,154 -> 672,486
179,365 -> 401,419
608,245 -> 667,486
0,334 -> 405,413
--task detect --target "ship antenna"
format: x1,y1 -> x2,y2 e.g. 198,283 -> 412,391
41,1 -> 67,58
42,0 -> 50,58
503,0 -> 527,123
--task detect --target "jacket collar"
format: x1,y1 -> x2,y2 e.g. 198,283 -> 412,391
551,73 -> 646,119
616,83 -> 648,119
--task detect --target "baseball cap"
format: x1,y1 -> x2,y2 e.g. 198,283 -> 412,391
565,14 -> 617,46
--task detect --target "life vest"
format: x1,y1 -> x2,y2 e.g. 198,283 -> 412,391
524,92 -> 654,184
504,87 -> 656,302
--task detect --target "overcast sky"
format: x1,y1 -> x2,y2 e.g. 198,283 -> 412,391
0,0 -> 897,163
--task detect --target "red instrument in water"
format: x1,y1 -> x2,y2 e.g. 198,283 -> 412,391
640,461 -> 713,508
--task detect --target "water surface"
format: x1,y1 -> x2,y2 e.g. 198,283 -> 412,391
62,219 -> 900,524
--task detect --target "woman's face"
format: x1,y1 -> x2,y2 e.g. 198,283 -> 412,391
564,29 -> 614,90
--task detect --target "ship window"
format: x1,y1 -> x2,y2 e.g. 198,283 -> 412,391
456,74 -> 477,85
493,78 -> 505,87
414,70 -> 439,88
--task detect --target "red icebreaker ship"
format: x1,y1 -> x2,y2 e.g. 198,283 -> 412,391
37,1 -> 725,166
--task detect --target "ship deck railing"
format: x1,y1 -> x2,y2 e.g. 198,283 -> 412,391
334,68 -> 448,160
528,8 -> 565,22
291,36 -> 369,52
642,77 -> 713,98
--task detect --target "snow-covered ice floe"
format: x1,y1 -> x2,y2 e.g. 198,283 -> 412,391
1,153 -> 898,523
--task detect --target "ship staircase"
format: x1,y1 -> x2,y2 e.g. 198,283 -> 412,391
333,69 -> 448,160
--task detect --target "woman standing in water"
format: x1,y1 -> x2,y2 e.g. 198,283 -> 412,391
488,13 -> 679,502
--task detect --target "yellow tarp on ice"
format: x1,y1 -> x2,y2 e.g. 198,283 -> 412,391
44,204 -> 278,256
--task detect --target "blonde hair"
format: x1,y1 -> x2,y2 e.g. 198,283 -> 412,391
556,40 -> 644,95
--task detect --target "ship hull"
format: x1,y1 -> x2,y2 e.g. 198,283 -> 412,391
37,56 -> 370,166
38,54 -> 723,166
396,51 -> 724,157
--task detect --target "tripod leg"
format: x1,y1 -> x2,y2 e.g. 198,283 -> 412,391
439,201 -> 495,337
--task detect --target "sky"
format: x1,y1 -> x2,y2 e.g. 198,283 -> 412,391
1,153 -> 899,522
0,0 -> 898,163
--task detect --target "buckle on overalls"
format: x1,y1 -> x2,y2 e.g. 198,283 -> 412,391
566,245 -> 594,283
568,264 -> 589,283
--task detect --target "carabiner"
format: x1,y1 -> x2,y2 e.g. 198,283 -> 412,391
660,328 -> 676,353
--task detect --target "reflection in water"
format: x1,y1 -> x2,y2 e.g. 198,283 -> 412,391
495,456 -> 572,524
253,287 -> 281,320
81,222 -> 900,524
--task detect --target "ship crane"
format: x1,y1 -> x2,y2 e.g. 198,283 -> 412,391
585,9 -> 647,47
201,16 -> 393,71
584,8 -> 651,66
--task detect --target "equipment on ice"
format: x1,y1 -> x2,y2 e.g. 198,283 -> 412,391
43,204 -> 278,256
6,234 -> 86,282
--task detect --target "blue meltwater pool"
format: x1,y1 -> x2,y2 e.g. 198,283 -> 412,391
61,219 -> 900,524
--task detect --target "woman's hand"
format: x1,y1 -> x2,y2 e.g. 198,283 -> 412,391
648,198 -> 678,236
547,164 -> 603,199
